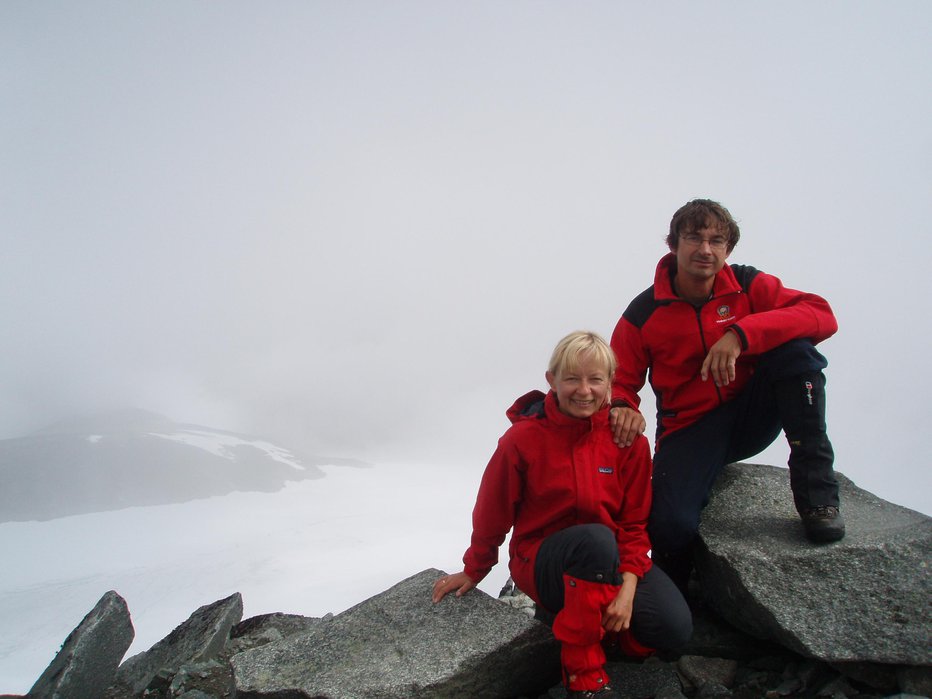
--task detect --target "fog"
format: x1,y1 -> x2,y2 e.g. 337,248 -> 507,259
2,2 -> 929,514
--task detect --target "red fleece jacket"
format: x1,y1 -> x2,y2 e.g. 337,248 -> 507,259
611,254 -> 838,441
462,390 -> 653,603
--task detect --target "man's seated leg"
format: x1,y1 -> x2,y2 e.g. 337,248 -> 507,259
735,339 -> 844,543
649,410 -> 735,595
774,370 -> 844,542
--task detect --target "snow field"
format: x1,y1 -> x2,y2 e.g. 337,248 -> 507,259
0,461 -> 508,694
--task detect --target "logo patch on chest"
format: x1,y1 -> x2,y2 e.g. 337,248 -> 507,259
598,466 -> 614,474
715,304 -> 736,323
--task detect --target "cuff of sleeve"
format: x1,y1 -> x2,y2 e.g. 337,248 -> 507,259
729,324 -> 748,351
610,399 -> 634,409
618,564 -> 647,581
463,567 -> 488,585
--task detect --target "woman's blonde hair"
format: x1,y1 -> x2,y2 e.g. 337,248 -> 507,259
547,330 -> 617,379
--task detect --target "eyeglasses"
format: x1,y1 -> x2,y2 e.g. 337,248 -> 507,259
679,233 -> 728,250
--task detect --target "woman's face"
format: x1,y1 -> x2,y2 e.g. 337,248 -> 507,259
546,352 -> 610,419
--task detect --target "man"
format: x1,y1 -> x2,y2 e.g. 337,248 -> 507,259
609,198 -> 844,592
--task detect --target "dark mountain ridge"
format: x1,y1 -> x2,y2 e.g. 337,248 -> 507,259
0,408 -> 367,523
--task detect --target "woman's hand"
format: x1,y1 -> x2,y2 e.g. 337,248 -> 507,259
432,571 -> 476,603
601,572 -> 637,632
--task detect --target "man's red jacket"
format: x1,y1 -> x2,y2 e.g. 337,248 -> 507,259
611,253 -> 838,442
462,390 -> 653,604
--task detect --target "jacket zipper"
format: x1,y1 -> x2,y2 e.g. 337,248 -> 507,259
693,303 -> 724,404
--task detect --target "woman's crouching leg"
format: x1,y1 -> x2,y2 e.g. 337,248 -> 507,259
535,525 -> 624,692
627,564 -> 693,653
552,574 -> 620,692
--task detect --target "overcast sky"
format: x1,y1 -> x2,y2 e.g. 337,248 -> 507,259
2,2 -> 930,514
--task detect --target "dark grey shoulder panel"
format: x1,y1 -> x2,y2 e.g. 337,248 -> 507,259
729,264 -> 760,293
622,286 -> 663,330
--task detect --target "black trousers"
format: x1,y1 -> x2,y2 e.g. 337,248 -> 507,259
648,339 -> 839,584
534,523 -> 693,650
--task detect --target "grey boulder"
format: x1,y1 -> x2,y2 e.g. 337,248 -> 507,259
695,462 -> 932,665
28,590 -> 134,699
231,568 -> 559,698
112,592 -> 242,695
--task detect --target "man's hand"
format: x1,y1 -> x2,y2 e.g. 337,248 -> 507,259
431,571 -> 475,603
701,330 -> 742,386
610,406 -> 646,447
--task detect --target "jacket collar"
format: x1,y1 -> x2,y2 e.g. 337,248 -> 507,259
505,389 -> 610,429
653,252 -> 742,302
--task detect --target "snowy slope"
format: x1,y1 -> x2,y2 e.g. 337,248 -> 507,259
0,459 -> 507,694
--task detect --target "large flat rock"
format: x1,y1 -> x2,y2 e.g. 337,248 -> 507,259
231,568 -> 559,698
695,463 -> 931,665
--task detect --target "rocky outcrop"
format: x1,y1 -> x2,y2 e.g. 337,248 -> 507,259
231,568 -> 559,698
27,590 -> 133,699
110,592 -> 243,696
8,464 -> 931,699
695,463 -> 932,666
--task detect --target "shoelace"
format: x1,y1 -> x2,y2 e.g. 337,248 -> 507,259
807,505 -> 837,519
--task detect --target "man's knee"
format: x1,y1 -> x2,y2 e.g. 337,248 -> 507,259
759,338 -> 828,381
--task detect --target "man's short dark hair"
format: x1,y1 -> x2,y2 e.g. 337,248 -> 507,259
666,199 -> 740,253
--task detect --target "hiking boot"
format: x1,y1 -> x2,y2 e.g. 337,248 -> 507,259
801,505 -> 845,543
567,686 -> 618,699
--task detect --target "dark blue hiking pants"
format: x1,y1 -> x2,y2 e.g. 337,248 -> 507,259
648,339 -> 840,590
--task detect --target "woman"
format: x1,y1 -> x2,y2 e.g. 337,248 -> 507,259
432,331 -> 691,699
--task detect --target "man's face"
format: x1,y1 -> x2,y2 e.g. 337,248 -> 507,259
673,220 -> 730,283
